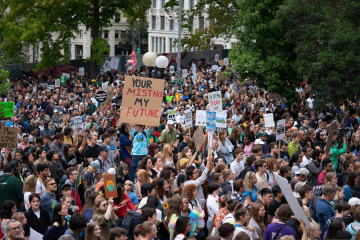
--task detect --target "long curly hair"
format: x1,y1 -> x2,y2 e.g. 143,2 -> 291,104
183,184 -> 197,201
250,202 -> 266,235
23,175 -> 37,194
165,196 -> 182,223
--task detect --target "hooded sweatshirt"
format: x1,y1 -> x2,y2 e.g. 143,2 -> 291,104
122,211 -> 143,240
0,174 -> 24,208
346,221 -> 360,240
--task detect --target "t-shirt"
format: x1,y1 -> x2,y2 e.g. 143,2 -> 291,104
176,115 -> 185,124
84,144 -> 99,161
268,199 -> 282,217
178,141 -> 188,153
64,229 -> 78,240
24,192 -> 32,210
263,222 -> 296,240
35,177 -> 47,194
230,160 -> 244,175
127,191 -> 138,209
317,171 -> 326,185
242,185 -> 258,202
40,191 -> 57,220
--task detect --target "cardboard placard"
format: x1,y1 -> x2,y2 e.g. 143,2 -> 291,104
104,86 -> 115,105
215,54 -> 219,61
62,114 -> 70,120
264,114 -> 275,128
103,173 -> 118,198
197,72 -> 202,78
208,91 -> 222,112
0,126 -> 18,149
79,67 -> 84,76
216,112 -> 226,128
55,79 -> 60,88
102,82 -> 109,92
184,109 -> 192,129
276,119 -> 286,141
170,66 -> 175,74
73,116 -> 83,129
218,59 -> 224,66
167,110 -> 176,121
182,69 -> 188,78
193,127 -> 205,151
224,58 -> 229,65
0,102 -> 14,119
196,110 -> 206,126
120,76 -> 164,126
325,122 -> 337,154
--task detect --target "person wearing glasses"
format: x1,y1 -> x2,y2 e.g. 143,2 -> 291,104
92,197 -> 116,240
4,220 -> 22,240
40,178 -> 58,219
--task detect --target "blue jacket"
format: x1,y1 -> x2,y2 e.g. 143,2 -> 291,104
316,197 -> 335,231
120,134 -> 132,160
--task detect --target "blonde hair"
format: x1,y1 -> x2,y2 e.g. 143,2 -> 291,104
162,144 -> 174,157
23,175 -> 37,194
218,130 -> 226,146
306,220 -> 320,240
94,198 -> 107,214
136,169 -> 151,184
324,172 -> 336,186
244,171 -> 256,193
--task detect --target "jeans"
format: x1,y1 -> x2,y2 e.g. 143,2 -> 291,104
130,155 -> 145,182
116,217 -> 124,227
206,219 -> 212,232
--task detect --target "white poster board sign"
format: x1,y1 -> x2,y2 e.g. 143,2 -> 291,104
274,174 -> 313,229
212,65 -> 219,71
103,60 -> 111,72
55,79 -> 60,88
102,82 -> 109,92
214,54 -> 219,62
100,68 -> 105,75
110,57 -> 119,70
216,112 -> 226,128
73,116 -> 83,129
79,67 -> 84,76
167,110 -> 176,121
196,110 -> 206,126
208,91 -> 222,112
33,86 -> 37,93
276,119 -> 286,141
224,58 -> 229,66
184,109 -> 192,129
62,73 -> 70,79
182,69 -> 188,78
170,66 -> 174,74
192,63 -> 197,80
264,114 -> 275,128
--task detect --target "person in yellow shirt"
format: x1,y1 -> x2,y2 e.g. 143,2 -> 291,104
63,127 -> 74,146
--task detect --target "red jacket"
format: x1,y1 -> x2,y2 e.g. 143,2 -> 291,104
71,189 -> 82,213
113,193 -> 136,218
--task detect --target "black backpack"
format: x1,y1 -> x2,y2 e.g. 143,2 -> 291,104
236,166 -> 254,180
336,171 -> 346,187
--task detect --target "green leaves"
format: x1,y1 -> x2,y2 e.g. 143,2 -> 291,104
0,57 -> 10,96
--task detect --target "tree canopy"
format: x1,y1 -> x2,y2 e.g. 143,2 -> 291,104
0,0 -> 151,78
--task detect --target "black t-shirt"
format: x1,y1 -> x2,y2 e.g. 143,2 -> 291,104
84,144 -> 100,161
253,115 -> 264,125
268,198 -> 282,217
178,141 -> 189,153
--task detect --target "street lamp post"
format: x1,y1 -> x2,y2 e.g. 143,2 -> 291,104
156,56 -> 169,79
177,0 -> 182,75
168,16 -> 176,53
142,52 -> 158,78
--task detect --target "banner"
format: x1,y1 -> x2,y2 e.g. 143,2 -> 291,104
167,110 -> 176,121
264,114 -> 275,128
276,119 -> 286,141
103,173 -> 118,198
196,110 -> 206,126
120,76 -> 164,126
73,116 -> 83,129
0,126 -> 18,149
208,91 -> 222,112
55,79 -> 60,88
206,112 -> 216,132
0,102 -> 14,119
79,67 -> 84,76
171,78 -> 184,85
184,109 -> 192,129
216,112 -> 226,128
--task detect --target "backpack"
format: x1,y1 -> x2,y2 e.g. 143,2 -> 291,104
321,217 -> 342,239
84,185 -> 96,200
236,166 -> 254,180
336,171 -> 346,187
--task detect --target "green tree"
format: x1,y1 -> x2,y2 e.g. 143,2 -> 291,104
0,57 -> 10,96
0,0 -> 151,78
164,0 -> 240,51
118,23 -> 148,54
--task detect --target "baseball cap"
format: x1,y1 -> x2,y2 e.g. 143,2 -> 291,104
90,161 -> 100,173
107,168 -> 116,175
295,168 -> 309,176
54,109 -> 58,113
167,120 -> 175,125
259,107 -> 265,112
254,139 -> 265,145
61,183 -> 71,191
256,132 -> 267,138
14,118 -> 18,122
348,198 -> 360,206
302,116 -> 310,121
99,146 -> 109,152
40,109 -> 45,112
294,182 -> 307,192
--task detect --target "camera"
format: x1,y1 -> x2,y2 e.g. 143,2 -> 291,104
336,127 -> 353,143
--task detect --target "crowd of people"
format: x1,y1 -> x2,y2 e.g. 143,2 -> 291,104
1,62 -> 360,240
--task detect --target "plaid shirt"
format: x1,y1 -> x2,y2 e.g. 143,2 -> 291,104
230,191 -> 243,202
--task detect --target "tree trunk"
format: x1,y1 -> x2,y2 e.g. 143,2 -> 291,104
90,0 -> 100,79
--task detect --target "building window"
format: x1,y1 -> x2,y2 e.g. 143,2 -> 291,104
77,30 -> 83,39
104,31 -> 109,39
152,37 -> 155,52
189,0 -> 195,8
115,13 -> 121,22
181,0 -> 184,9
161,0 -> 165,8
163,38 -> 166,53
36,45 -> 39,55
75,45 -> 83,59
104,45 -> 110,57
152,16 -> 156,30
160,16 -> 165,30
160,38 -> 162,53
169,18 -> 174,30
115,31 -> 119,39
199,17 -> 204,29
169,38 -> 172,53
152,0 -> 156,8
156,38 -> 158,53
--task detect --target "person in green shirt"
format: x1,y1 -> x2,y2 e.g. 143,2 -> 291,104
158,118 -> 166,132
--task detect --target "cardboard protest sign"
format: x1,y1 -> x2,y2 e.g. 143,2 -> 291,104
276,119 -> 286,141
0,102 -> 14,119
264,114 -> 275,128
193,127 -> 205,151
79,67 -> 84,76
218,60 -> 224,66
215,54 -> 219,62
55,79 -> 60,88
102,82 -> 109,92
218,72 -> 225,81
208,91 -> 222,112
206,112 -> 216,132
100,68 -> 105,75
184,109 -> 192,129
73,116 -> 83,129
103,173 -> 118,198
62,114 -> 70,120
120,76 -> 165,126
224,58 -> 229,65
182,69 -> 188,78
197,72 -> 202,78
104,86 -> 115,105
60,76 -> 66,85
196,110 -> 206,126
95,91 -> 107,103
170,66 -> 174,74
110,57 -> 119,70
216,112 -> 226,128
46,85 -> 54,93
274,174 -> 313,229
325,122 -> 337,154
0,126 -> 18,149
167,110 -> 176,121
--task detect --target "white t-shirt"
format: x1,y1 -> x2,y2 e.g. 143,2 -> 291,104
207,195 -> 219,220
24,192 -> 32,210
176,115 -> 185,124
307,98 -> 314,109
34,209 -> 40,219
230,160 -> 244,175
35,178 -> 46,194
